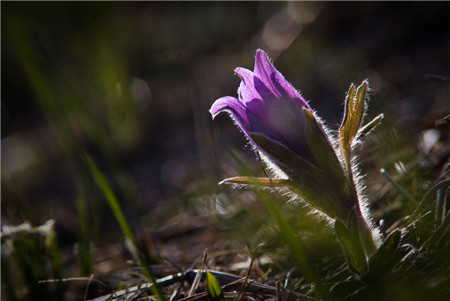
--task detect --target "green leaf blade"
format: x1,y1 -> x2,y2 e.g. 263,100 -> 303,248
368,230 -> 401,273
335,215 -> 368,276
205,271 -> 225,301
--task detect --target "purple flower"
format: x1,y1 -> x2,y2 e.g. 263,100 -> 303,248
210,49 -> 352,219
210,49 -> 311,157
210,50 -> 381,253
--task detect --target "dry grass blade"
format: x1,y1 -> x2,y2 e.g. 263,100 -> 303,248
188,249 -> 208,297
234,253 -> 255,301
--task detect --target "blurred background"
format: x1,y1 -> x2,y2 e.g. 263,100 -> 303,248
2,2 -> 449,300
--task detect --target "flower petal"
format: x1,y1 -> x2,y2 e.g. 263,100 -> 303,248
254,49 -> 282,98
210,96 -> 259,139
235,67 -> 267,118
210,96 -> 247,123
210,96 -> 294,151
254,49 -> 310,109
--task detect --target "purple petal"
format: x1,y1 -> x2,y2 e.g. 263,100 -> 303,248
254,49 -> 310,110
234,67 -> 268,119
210,96 -> 254,139
254,49 -> 282,98
272,71 -> 309,109
234,67 -> 260,106
234,67 -> 254,91
210,96 -> 293,150
210,96 -> 245,121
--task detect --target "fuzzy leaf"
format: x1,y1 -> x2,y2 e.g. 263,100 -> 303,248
205,271 -> 224,301
339,81 -> 368,172
250,132 -> 322,180
246,133 -> 345,218
303,108 -> 346,184
220,174 -> 336,220
219,176 -> 290,188
248,133 -> 362,220
218,176 -> 319,210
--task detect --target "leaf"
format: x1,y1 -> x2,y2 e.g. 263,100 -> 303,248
359,113 -> 384,137
250,133 -> 349,219
348,209 -> 369,274
335,213 -> 368,276
339,81 -> 368,172
219,176 -> 291,188
363,244 -> 411,284
303,108 -> 347,185
205,271 -> 225,301
248,132 -> 360,221
250,133 -> 322,179
368,230 -> 401,274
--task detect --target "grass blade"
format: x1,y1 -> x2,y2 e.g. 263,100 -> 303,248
83,153 -> 136,246
82,152 -> 165,300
